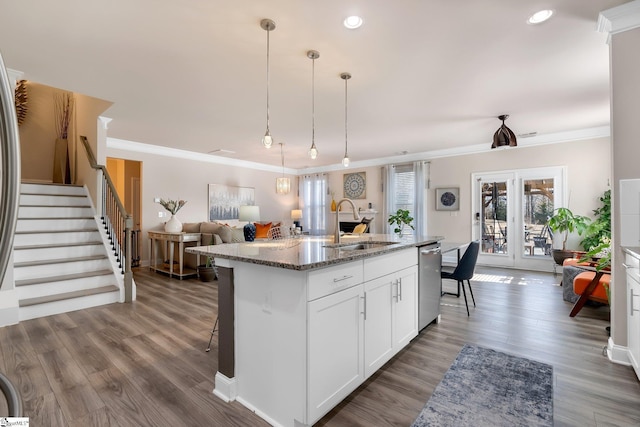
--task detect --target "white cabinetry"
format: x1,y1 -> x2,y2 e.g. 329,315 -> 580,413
363,264 -> 418,378
308,284 -> 364,422
625,252 -> 640,378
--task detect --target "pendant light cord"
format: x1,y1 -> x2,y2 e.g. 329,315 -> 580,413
311,56 -> 315,146
266,28 -> 270,132
344,76 -> 348,157
280,143 -> 285,177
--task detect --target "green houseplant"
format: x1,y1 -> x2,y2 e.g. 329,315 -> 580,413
547,207 -> 591,265
388,209 -> 415,237
581,189 -> 611,252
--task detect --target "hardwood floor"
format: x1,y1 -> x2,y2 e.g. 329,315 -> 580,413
1,266 -> 639,426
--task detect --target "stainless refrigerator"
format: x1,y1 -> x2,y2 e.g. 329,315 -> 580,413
418,243 -> 442,330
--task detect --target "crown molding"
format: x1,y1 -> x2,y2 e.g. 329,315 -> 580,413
106,137 -> 296,175
598,0 -> 640,43
108,126 -> 610,176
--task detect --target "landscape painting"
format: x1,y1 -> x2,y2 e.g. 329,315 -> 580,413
208,184 -> 255,221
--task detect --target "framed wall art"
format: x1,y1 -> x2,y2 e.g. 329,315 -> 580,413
436,187 -> 460,211
208,184 -> 255,220
343,172 -> 366,199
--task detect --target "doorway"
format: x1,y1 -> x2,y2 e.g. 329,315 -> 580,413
472,167 -> 565,271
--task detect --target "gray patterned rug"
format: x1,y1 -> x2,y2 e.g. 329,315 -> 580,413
411,344 -> 553,427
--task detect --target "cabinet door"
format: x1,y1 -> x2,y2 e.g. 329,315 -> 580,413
308,284 -> 364,423
393,266 -> 418,350
364,275 -> 394,378
628,273 -> 640,375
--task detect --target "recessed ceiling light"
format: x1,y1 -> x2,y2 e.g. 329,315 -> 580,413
528,9 -> 554,24
344,16 -> 363,29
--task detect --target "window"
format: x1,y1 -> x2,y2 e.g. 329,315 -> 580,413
383,162 -> 427,237
299,174 -> 328,235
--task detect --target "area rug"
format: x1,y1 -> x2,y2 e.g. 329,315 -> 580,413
411,344 -> 553,427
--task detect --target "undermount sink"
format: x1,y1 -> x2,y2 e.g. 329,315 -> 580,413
325,241 -> 397,251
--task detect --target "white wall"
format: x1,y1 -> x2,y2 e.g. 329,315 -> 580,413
105,146 -> 298,264
427,137 -> 611,245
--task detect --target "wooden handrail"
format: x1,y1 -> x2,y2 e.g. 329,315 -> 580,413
80,135 -> 133,302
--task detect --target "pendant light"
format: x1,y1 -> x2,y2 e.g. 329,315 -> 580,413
341,72 -> 352,167
307,50 -> 320,159
261,19 -> 276,148
491,114 -> 517,149
276,143 -> 290,194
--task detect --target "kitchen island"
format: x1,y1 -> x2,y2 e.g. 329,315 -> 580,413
187,234 -> 443,427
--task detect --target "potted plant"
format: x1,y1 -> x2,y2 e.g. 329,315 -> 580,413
198,256 -> 216,282
547,207 -> 591,265
388,209 -> 415,237
581,189 -> 611,252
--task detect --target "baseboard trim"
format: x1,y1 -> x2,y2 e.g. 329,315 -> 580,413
607,337 -> 631,365
213,371 -> 237,402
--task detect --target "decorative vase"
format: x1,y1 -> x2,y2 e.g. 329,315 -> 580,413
331,199 -> 336,212
164,215 -> 182,232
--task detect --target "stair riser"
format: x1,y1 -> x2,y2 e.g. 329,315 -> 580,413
14,259 -> 113,281
19,206 -> 94,218
13,245 -> 106,263
20,194 -> 90,207
17,275 -> 116,299
14,231 -> 102,246
16,218 -> 98,232
19,291 -> 120,321
20,183 -> 86,196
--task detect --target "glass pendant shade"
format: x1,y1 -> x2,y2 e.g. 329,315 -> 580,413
342,156 -> 350,167
309,143 -> 318,159
276,177 -> 291,194
261,19 -> 276,148
276,142 -> 290,194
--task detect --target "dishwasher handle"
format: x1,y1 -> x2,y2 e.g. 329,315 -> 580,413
420,248 -> 441,255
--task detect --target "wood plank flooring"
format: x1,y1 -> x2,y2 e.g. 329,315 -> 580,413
1,266 -> 639,426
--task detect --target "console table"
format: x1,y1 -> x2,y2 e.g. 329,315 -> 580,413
148,231 -> 201,279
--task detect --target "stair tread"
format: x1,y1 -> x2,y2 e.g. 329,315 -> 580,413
15,269 -> 115,287
21,192 -> 86,197
18,217 -> 95,220
15,228 -> 99,234
14,241 -> 104,250
20,204 -> 92,207
19,285 -> 119,307
14,254 -> 109,268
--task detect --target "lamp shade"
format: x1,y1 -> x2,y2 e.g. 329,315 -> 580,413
291,209 -> 303,220
239,205 -> 261,222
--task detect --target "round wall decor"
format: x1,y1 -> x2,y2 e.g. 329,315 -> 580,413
343,172 -> 366,199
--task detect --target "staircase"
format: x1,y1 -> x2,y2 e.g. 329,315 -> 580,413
13,182 -> 121,321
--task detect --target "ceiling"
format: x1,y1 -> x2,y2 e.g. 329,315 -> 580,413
0,0 -> 627,170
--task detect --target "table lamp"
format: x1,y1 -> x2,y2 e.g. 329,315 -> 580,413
239,205 -> 260,241
291,209 -> 302,229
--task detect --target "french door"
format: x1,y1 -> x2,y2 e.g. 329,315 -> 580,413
472,167 -> 565,271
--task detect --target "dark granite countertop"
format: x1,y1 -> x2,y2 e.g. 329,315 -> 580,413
185,234 -> 444,271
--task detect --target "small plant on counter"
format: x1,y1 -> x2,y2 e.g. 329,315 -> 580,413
388,209 -> 415,236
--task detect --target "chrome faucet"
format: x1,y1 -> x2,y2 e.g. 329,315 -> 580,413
335,198 -> 360,243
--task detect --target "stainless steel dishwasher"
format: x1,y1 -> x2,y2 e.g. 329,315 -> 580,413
418,243 -> 442,330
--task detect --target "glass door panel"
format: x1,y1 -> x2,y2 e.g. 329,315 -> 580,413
522,178 -> 554,258
481,181 -> 508,255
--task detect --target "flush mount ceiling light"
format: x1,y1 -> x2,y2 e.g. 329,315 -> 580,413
261,18 -> 276,148
276,143 -> 291,194
341,72 -> 352,167
307,50 -> 320,160
343,16 -> 363,29
528,10 -> 553,24
491,115 -> 518,149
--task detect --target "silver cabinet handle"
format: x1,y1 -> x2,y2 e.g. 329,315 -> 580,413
398,278 -> 402,302
333,275 -> 353,283
632,292 -> 640,316
420,248 -> 441,255
361,295 -> 367,320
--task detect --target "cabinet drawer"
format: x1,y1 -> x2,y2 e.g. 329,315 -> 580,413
363,248 -> 417,282
626,253 -> 640,284
308,260 -> 363,301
